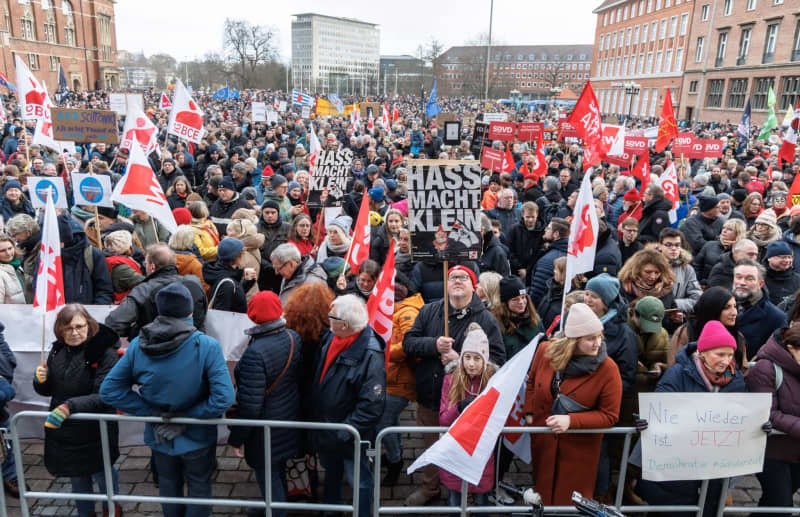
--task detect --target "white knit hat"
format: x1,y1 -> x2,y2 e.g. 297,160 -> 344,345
461,322 -> 490,366
564,303 -> 604,338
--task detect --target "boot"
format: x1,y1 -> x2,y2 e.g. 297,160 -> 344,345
102,504 -> 123,517
382,460 -> 403,486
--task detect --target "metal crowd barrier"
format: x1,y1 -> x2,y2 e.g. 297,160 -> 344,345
7,411 -> 363,517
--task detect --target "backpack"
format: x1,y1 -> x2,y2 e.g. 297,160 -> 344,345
773,362 -> 784,391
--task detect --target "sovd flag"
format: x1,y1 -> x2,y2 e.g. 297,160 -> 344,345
121,106 -> 160,156
567,81 -> 603,169
15,55 -> 48,120
655,91 -> 679,153
366,240 -> 395,369
601,124 -> 626,157
408,334 -> 542,485
167,79 -> 204,144
779,98 -> 800,167
159,92 -> 171,110
564,171 -> 599,294
111,138 -> 177,234
758,86 -> 778,140
346,190 -> 371,272
32,83 -> 63,151
33,190 -> 64,315
631,148 -> 651,193
659,162 -> 680,223
308,127 -> 322,175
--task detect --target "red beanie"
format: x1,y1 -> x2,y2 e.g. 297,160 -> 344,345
172,208 -> 191,226
697,320 -> 737,353
623,189 -> 642,202
447,265 -> 477,288
247,291 -> 283,324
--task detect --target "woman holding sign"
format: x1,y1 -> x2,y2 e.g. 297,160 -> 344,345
523,303 -> 622,505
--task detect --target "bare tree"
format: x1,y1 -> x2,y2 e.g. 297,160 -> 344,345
223,18 -> 279,89
147,53 -> 177,88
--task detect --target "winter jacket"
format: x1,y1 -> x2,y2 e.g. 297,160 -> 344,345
209,193 -> 252,234
638,197 -> 673,243
590,228 -> 622,278
479,232 -> 510,277
105,265 -> 208,338
746,330 -> 800,462
388,293 -> 424,401
33,325 -> 121,477
104,253 -> 144,304
99,316 -> 235,456
682,214 -> 723,256
203,261 -> 250,313
764,266 -> 800,306
707,251 -> 736,290
487,206 -> 522,237
256,216 -> 290,293
0,262 -> 25,304
438,373 -> 494,493
310,326 -> 386,451
529,238 -> 568,301
58,224 -> 113,305
619,239 -> 643,265
132,216 -> 170,249
403,294 -> 505,410
370,225 -> 393,266
501,318 -> 543,359
228,320 -> 302,469
671,254 -> 702,313
507,220 -> 544,280
523,342 -> 622,505
693,240 -> 729,286
537,278 -> 565,332
278,255 -> 327,305
190,220 -> 220,262
602,308 -> 638,392
628,313 -> 670,393
410,261 -> 480,303
737,290 -> 787,359
781,229 -> 800,274
0,197 -> 34,223
238,233 -> 264,300
174,251 -> 208,292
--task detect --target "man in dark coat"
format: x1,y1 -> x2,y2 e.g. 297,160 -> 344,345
763,241 -> 800,306
311,294 -> 385,517
507,202 -> 544,285
637,185 -> 673,243
209,177 -> 253,234
589,221 -> 622,278
410,260 -> 480,303
528,217 -> 569,301
478,215 -> 510,277
256,200 -> 290,293
403,265 -> 505,506
682,195 -> 723,255
734,260 -> 788,358
56,214 -> 113,305
707,239 -> 759,290
486,188 -> 521,237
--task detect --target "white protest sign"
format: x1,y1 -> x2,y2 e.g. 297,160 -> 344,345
277,100 -> 287,113
26,176 -> 67,209
109,93 -> 127,115
252,102 -> 267,122
639,392 -> 770,481
301,106 -> 311,119
266,110 -> 278,125
483,112 -> 508,122
71,172 -> 114,208
126,94 -> 144,114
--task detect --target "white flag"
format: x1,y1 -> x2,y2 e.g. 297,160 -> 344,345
120,106 -> 159,156
659,162 -> 680,224
564,171 -> 600,294
167,79 -> 204,144
33,190 -> 65,315
15,55 -> 48,121
308,128 -> 322,175
407,334 -> 542,485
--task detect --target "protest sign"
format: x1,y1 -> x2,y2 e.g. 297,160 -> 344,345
624,136 -> 649,156
27,176 -> 67,209
360,102 -> 380,119
688,139 -> 706,159
489,121 -> 516,141
70,172 -> 114,208
480,148 -> 504,172
266,110 -> 278,125
673,132 -> 695,156
51,108 -> 119,144
277,100 -> 287,112
604,150 -> 635,168
482,112 -> 508,122
639,392 -> 769,482
470,122 -> 491,156
518,122 -> 543,142
300,106 -> 311,119
435,112 -> 457,126
407,160 -> 482,262
251,102 -> 267,122
443,121 -> 461,145
307,148 -> 354,208
126,94 -> 144,114
702,139 -> 724,158
109,94 -> 126,115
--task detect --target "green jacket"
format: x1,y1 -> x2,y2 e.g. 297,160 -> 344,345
502,320 -> 543,359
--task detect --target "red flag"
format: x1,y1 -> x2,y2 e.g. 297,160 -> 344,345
501,148 -> 515,173
381,104 -> 391,129
567,81 -> 603,168
655,91 -> 679,153
33,191 -> 64,315
631,148 -> 651,193
392,106 -> 400,122
789,171 -> 800,207
779,99 -> 800,167
346,191 -> 371,271
531,134 -> 547,180
159,92 -> 171,110
366,240 -> 395,369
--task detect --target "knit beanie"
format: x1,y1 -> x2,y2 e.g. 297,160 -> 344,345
766,240 -> 792,259
271,174 -> 287,189
247,290 -> 283,324
623,189 -> 641,202
698,195 -> 719,212
155,282 -> 194,318
368,187 -> 385,202
261,199 -> 281,213
217,237 -> 244,262
564,303 -> 604,338
172,207 -> 191,226
321,256 -> 348,279
3,179 -> 21,194
97,206 -> 118,220
103,230 -> 132,254
755,210 -> 777,229
461,322 -> 490,366
448,265 -> 477,288
585,273 -> 621,309
288,181 -> 302,192
696,320 -> 737,353
499,276 -> 526,303
328,215 -> 353,235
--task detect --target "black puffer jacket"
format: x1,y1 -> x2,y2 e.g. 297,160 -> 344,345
209,193 -> 252,234
507,219 -> 544,283
693,240 -> 729,286
203,261 -> 251,313
33,324 -> 120,477
479,232 -> 510,277
403,294 -> 506,410
764,267 -> 800,306
707,251 -> 737,290
682,213 -> 723,256
58,218 -> 113,305
228,320 -> 301,469
601,308 -> 638,392
638,197 -> 673,243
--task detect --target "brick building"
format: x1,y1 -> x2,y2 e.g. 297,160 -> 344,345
591,0 -> 694,120
679,0 -> 800,124
435,45 -> 593,100
0,0 -> 119,93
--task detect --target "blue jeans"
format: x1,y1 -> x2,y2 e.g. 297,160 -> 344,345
448,490 -> 489,517
151,445 -> 213,517
318,448 -> 372,517
70,469 -> 119,517
0,418 -> 15,482
376,395 -> 409,463
252,464 -> 287,517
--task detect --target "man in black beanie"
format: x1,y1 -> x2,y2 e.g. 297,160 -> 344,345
682,195 -> 723,255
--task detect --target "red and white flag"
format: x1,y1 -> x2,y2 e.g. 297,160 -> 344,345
33,190 -> 64,315
501,148 -> 515,173
530,134 -> 547,180
408,334 -> 542,485
503,373 -> 532,463
779,98 -> 800,167
167,79 -> 204,144
564,171 -> 599,293
15,55 -> 48,121
567,81 -> 604,169
392,105 -> 400,122
631,148 -> 651,193
366,240 -> 395,369
601,124 -> 626,157
659,162 -> 680,223
121,106 -> 160,156
350,106 -> 361,132
32,83 -> 58,150
159,92 -> 171,110
381,104 -> 391,129
111,137 -> 177,234
346,190 -> 371,272
308,128 -> 322,175
0,97 -> 8,126
367,116 -> 374,132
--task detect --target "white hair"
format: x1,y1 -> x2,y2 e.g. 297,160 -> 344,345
331,294 -> 368,331
270,242 -> 301,264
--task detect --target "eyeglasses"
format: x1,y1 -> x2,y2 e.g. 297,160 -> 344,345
327,314 -> 346,322
661,242 -> 681,249
449,275 -> 472,283
272,261 -> 289,272
65,323 -> 88,334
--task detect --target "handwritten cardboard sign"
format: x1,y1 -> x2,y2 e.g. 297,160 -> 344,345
639,392 -> 769,481
51,108 -> 119,144
518,122 -> 543,142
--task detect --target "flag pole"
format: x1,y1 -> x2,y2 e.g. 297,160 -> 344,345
443,261 -> 449,338
40,313 -> 46,364
150,216 -> 158,243
87,161 -> 102,247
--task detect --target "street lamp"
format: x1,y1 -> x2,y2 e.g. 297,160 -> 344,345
624,81 -> 641,125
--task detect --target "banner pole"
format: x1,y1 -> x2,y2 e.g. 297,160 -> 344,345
443,260 -> 449,338
40,313 -> 46,364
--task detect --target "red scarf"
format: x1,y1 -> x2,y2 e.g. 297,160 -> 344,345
319,333 -> 360,383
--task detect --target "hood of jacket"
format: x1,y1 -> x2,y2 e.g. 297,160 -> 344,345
202,260 -> 242,286
782,228 -> 800,247
759,329 -> 800,376
547,237 -> 569,254
643,197 -> 674,215
398,292 -> 425,312
240,232 -> 265,251
244,317 -> 286,337
60,228 -> 89,264
138,316 -> 197,357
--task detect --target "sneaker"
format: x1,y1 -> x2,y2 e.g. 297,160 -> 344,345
489,487 -> 515,505
3,478 -> 20,498
404,488 -> 440,506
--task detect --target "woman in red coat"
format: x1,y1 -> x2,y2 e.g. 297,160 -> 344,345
523,302 -> 623,505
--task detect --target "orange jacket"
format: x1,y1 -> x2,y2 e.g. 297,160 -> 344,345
387,293 -> 424,401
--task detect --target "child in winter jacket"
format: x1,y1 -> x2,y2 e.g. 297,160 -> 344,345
439,322 -> 497,512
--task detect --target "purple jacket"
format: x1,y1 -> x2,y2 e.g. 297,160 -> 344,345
438,373 -> 494,493
746,331 -> 800,462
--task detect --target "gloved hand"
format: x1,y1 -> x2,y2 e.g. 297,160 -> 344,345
633,413 -> 648,432
457,397 -> 475,413
35,365 -> 48,384
762,421 -> 773,435
153,423 -> 187,444
44,403 -> 70,429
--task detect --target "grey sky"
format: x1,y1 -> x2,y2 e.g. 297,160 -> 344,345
115,0 -> 598,62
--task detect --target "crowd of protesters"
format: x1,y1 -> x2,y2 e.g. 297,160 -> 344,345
0,85 -> 796,517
